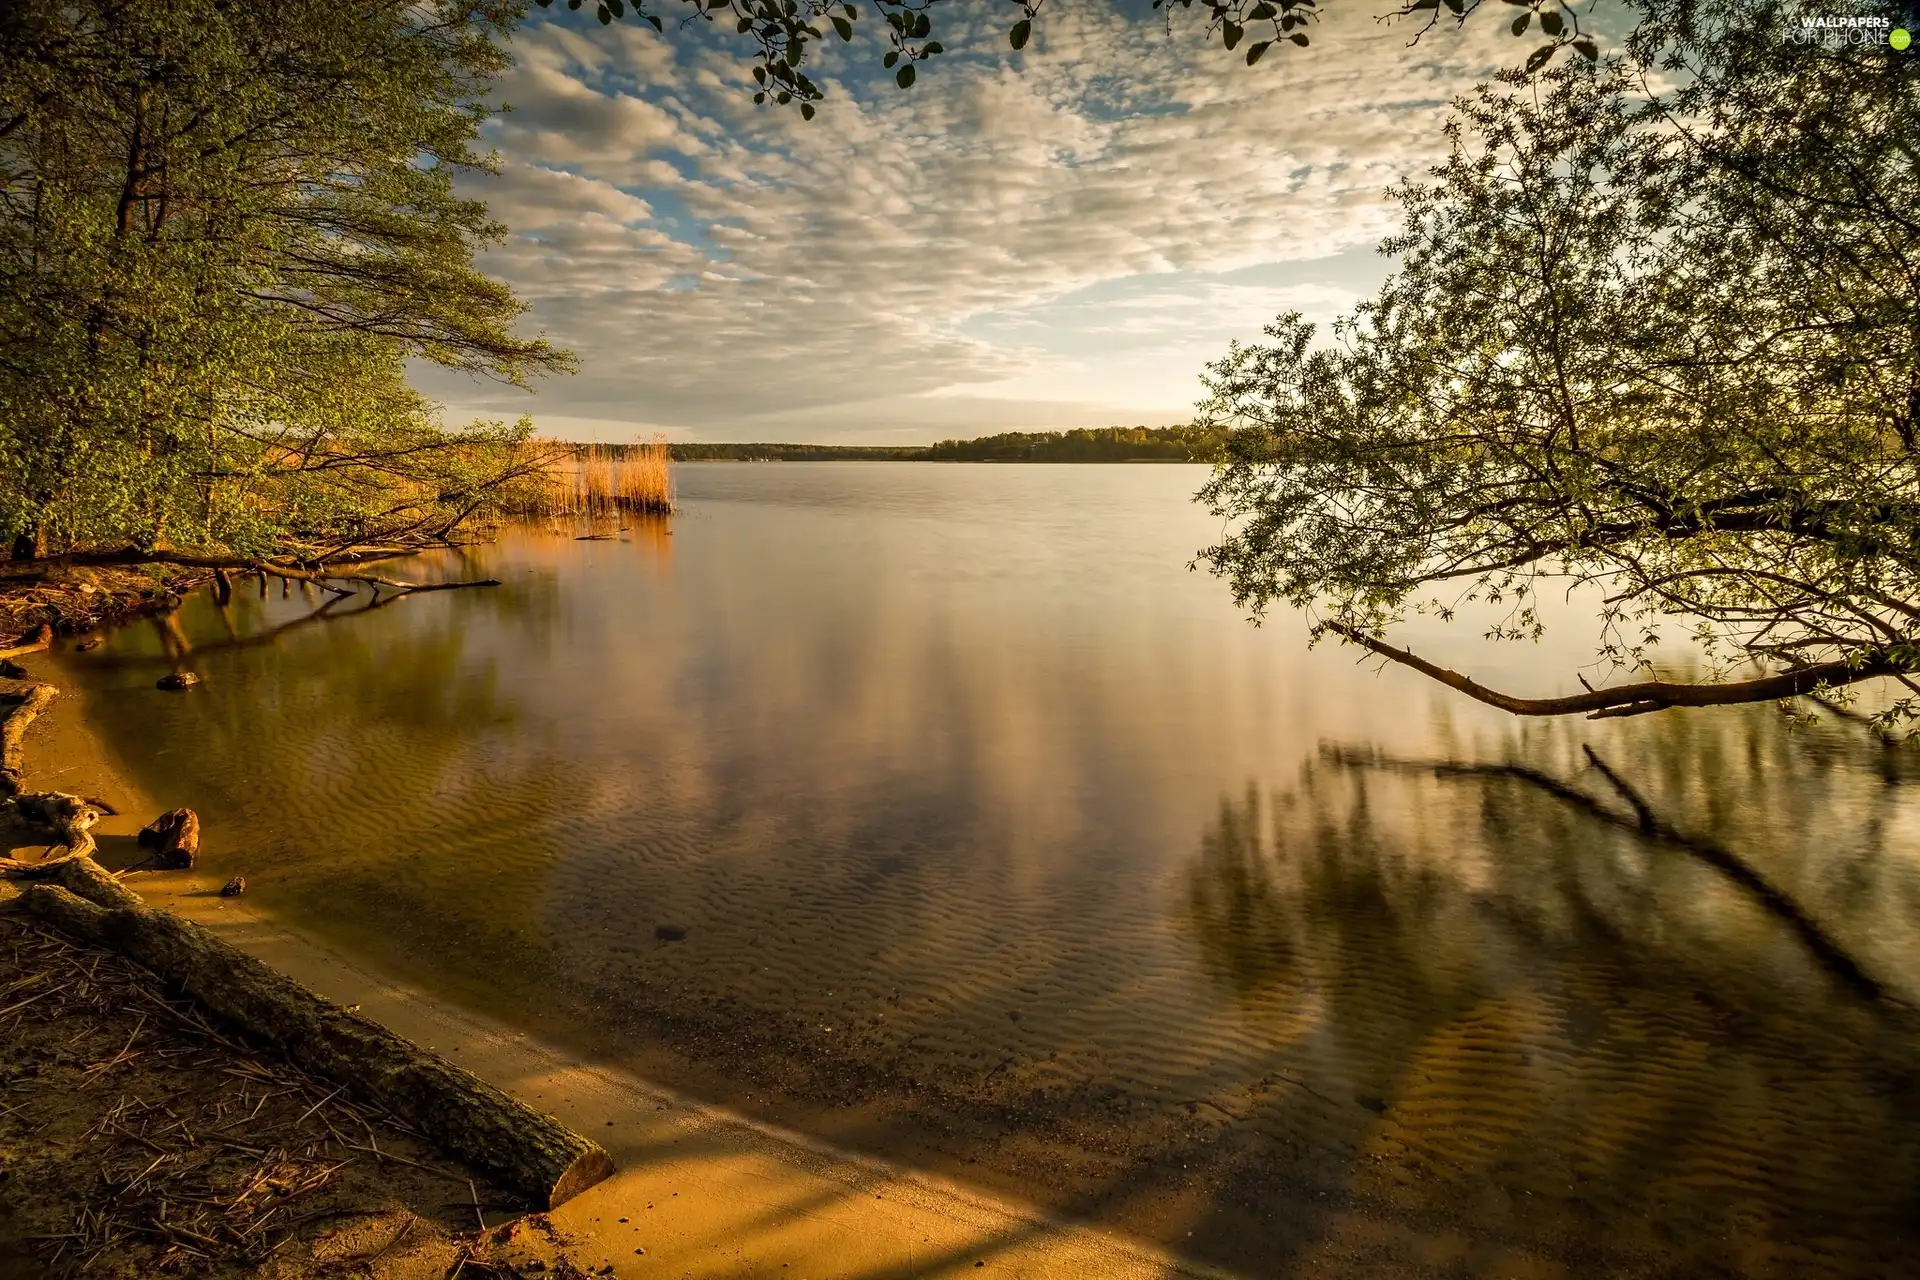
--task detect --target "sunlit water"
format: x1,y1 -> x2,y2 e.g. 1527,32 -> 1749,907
56,465 -> 1920,1275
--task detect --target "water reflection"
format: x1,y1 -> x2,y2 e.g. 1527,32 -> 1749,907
49,466 -> 1920,1275
1181,741 -> 1920,1274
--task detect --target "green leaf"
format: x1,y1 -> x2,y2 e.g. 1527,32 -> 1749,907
1222,20 -> 1243,50
753,91 -> 766,103
1010,18 -> 1031,49
1444,0 -> 1464,13
775,89 -> 791,103
922,40 -> 943,55
1511,12 -> 1529,34
1524,43 -> 1553,71
1248,2 -> 1277,18
1288,31 -> 1308,45
1541,9 -> 1563,35
883,49 -> 899,67
832,16 -> 852,40
1572,37 -> 1598,59
1246,39 -> 1271,64
607,0 -> 624,15
1410,0 -> 1439,10
645,13 -> 663,30
752,64 -> 767,82
801,102 -> 816,120
896,62 -> 916,88
597,5 -> 612,24
912,12 -> 930,37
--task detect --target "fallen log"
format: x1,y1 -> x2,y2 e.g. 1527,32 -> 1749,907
0,681 -> 56,794
3,852 -> 144,909
0,624 -> 51,661
22,882 -> 613,1209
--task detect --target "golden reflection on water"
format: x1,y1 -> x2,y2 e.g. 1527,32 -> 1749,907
56,465 -> 1920,1275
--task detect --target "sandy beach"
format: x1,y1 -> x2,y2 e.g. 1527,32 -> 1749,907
18,671 -> 1251,1280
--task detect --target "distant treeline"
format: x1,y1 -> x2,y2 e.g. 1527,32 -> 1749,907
660,426 -> 1226,463
923,426 -> 1225,462
666,442 -> 925,461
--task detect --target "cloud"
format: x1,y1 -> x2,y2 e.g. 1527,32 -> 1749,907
419,3 -> 1516,441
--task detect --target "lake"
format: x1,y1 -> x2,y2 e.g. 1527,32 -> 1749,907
56,463 -> 1920,1276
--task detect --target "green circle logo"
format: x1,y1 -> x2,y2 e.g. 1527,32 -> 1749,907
1894,27 -> 1913,50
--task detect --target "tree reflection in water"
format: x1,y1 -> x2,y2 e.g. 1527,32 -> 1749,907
1183,735 -> 1920,1276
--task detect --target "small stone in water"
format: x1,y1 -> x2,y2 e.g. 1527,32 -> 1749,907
654,924 -> 687,942
156,671 -> 200,690
221,876 -> 246,898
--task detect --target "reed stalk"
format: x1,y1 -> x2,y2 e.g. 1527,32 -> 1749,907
511,434 -> 675,522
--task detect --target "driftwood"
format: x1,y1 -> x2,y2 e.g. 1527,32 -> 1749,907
22,882 -> 613,1209
0,623 -> 51,661
3,851 -> 144,909
138,807 -> 201,868
0,680 -> 115,870
0,679 -> 56,793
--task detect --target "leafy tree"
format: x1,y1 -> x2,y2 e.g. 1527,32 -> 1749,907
1194,0 -> 1920,723
0,0 -> 570,565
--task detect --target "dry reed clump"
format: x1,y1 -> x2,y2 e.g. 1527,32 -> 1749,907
515,435 -> 674,525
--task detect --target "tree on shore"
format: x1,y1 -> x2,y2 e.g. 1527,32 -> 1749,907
1195,0 -> 1920,724
0,0 -> 570,568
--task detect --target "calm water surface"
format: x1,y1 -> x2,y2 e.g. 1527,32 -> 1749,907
59,465 -> 1920,1276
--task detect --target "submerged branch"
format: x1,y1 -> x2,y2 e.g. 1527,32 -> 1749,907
1324,623 -> 1903,719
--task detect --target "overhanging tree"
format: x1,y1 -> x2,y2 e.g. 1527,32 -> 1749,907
1195,0 -> 1920,724
0,0 -> 571,566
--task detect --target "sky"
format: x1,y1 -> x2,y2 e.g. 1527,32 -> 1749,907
417,1 -> 1520,444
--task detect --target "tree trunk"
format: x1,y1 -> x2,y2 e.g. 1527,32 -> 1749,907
10,524 -> 44,562
20,883 -> 613,1210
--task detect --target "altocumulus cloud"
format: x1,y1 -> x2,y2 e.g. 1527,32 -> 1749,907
415,2 -> 1514,442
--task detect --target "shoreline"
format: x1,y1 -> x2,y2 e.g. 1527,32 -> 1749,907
23,663 -> 1240,1278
